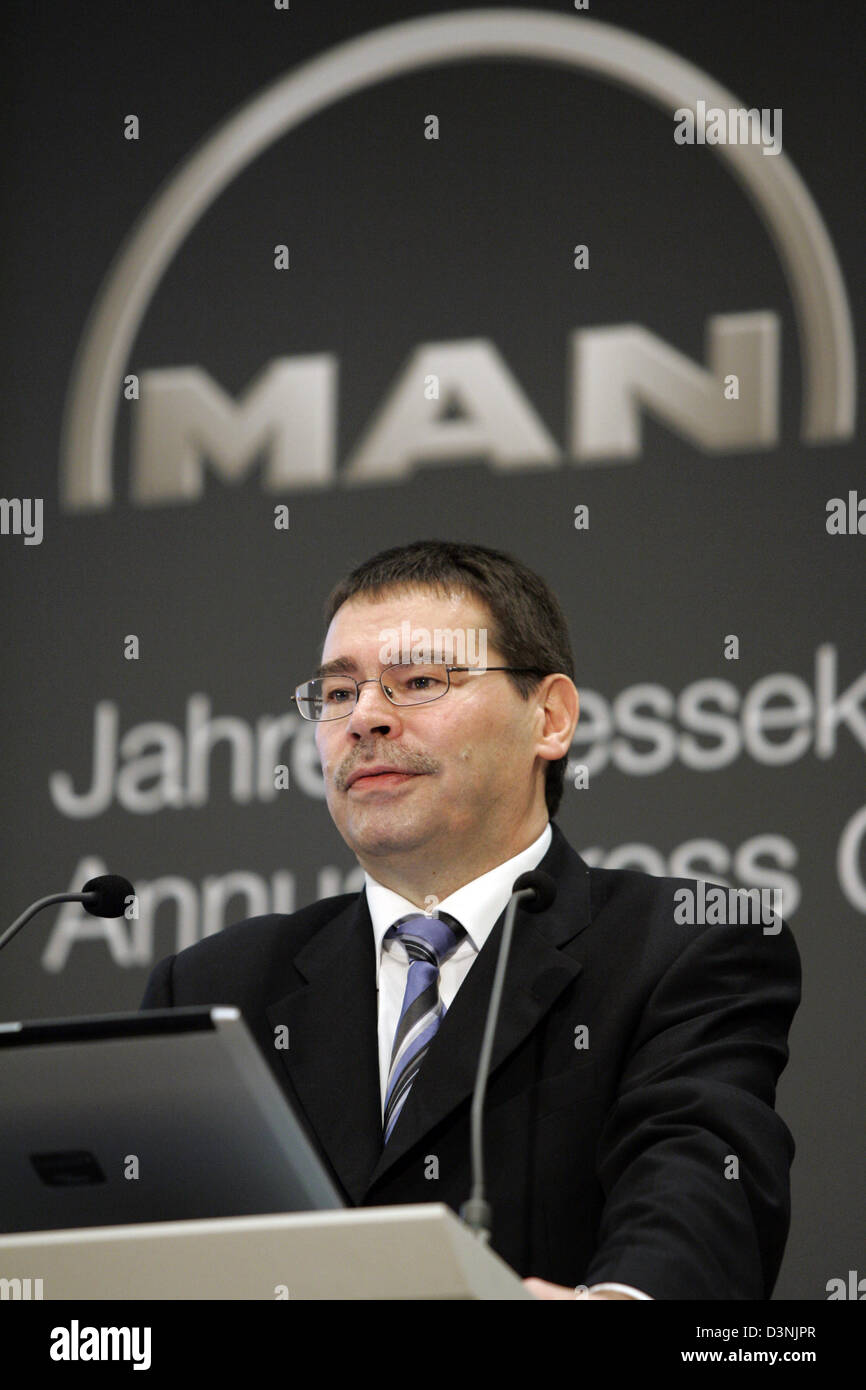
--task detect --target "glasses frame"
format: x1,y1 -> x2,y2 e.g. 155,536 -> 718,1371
291,664 -> 548,721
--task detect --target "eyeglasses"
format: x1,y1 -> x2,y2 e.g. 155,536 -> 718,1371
292,663 -> 546,721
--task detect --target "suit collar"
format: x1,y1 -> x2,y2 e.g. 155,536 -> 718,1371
266,822 -> 592,1203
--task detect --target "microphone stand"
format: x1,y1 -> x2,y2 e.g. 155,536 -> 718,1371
459,883 -> 538,1243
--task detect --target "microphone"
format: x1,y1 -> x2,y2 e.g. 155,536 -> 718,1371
0,874 -> 135,955
80,875 -> 134,918
459,868 -> 557,1243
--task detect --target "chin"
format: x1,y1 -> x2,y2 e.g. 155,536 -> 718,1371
347,814 -> 429,857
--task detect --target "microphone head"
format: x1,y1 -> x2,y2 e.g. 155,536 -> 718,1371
81,875 -> 135,918
512,869 -> 556,914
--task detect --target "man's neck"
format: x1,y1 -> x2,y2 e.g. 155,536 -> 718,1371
362,819 -> 549,907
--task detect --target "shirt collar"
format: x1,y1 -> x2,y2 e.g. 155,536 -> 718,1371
364,822 -> 553,984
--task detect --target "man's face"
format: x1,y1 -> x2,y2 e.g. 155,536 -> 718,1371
314,588 -> 548,872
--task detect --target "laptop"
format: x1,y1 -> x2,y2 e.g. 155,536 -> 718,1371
0,1006 -> 344,1234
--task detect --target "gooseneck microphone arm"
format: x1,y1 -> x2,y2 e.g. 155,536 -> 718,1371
460,868 -> 557,1243
0,875 -> 135,955
0,894 -> 92,954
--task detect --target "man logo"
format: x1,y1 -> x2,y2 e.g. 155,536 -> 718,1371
60,9 -> 856,510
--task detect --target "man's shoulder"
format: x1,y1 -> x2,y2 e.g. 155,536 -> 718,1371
171,890 -> 360,973
576,851 -> 800,978
586,858 -> 696,920
552,821 -> 701,925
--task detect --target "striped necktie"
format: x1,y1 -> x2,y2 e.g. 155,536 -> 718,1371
382,911 -> 466,1142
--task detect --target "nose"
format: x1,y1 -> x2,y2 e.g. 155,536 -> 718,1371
345,678 -> 402,738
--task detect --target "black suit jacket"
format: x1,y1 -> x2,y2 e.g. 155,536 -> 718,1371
140,822 -> 800,1298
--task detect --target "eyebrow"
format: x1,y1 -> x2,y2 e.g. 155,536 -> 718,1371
313,657 -> 360,679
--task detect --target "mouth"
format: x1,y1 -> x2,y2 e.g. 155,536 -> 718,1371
346,768 -> 421,791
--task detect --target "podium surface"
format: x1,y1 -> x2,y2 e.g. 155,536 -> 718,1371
0,1203 -> 533,1299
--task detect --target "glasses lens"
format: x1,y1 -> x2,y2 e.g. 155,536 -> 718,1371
296,664 -> 450,718
296,676 -> 357,720
384,664 -> 448,704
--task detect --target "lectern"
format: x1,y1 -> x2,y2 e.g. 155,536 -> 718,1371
0,1204 -> 532,1298
0,1007 -> 532,1298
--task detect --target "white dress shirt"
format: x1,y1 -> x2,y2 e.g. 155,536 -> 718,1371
363,821 -> 652,1301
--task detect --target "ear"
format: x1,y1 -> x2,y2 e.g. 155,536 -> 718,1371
535,674 -> 579,765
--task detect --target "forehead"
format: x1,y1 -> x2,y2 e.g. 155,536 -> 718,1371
321,587 -> 494,656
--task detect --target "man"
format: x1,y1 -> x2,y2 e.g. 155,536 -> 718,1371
141,539 -> 800,1300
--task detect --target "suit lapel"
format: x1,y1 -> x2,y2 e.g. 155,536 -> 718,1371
363,823 -> 592,1192
265,894 -> 383,1205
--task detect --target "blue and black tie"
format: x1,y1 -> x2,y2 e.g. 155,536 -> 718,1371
382,911 -> 466,1142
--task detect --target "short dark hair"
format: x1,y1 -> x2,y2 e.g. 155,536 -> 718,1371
322,540 -> 575,817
